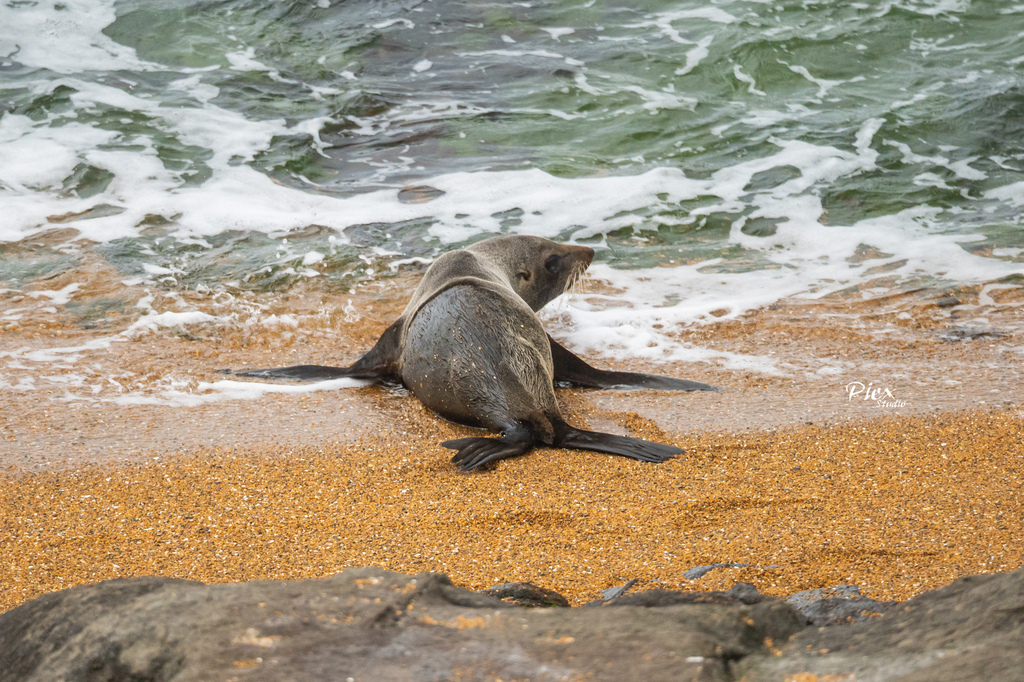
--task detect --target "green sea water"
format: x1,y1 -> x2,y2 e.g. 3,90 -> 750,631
1,0 -> 1022,296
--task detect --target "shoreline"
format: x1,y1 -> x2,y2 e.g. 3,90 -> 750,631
2,273 -> 1022,472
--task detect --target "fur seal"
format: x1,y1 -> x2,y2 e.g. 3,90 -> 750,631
230,235 -> 717,470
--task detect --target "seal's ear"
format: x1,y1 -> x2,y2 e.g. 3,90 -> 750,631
517,269 -> 532,281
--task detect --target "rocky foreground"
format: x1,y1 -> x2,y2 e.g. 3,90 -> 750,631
1,566 -> 1021,682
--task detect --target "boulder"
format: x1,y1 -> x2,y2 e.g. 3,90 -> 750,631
5,566 -> 1022,681
785,584 -> 897,626
479,581 -> 570,608
0,567 -> 805,682
588,582 -> 773,608
739,567 -> 1024,681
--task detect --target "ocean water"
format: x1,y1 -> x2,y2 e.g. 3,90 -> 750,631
2,0 -> 1023,401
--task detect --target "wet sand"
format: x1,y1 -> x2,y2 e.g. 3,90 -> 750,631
2,271 -> 1023,611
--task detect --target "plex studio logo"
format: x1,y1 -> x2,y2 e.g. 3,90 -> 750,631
844,381 -> 908,408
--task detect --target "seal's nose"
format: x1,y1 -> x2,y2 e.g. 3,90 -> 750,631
575,245 -> 595,267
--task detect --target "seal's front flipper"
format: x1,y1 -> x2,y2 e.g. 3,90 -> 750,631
557,426 -> 681,463
548,336 -> 718,392
224,320 -> 404,383
223,365 -> 358,381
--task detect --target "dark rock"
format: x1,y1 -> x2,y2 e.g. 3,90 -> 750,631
786,584 -> 897,626
600,577 -> 638,601
9,567 -> 1023,682
727,582 -> 773,605
0,567 -> 806,682
397,185 -> 445,204
480,581 -> 569,608
684,562 -> 749,579
797,595 -> 897,627
0,576 -> 198,682
739,567 -> 1024,681
593,582 -> 774,608
576,577 -> 640,605
939,326 -> 1004,341
786,583 -> 861,608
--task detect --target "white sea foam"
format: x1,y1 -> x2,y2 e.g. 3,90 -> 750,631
0,0 -> 149,73
886,140 -> 986,180
0,376 -> 36,391
109,378 -> 370,407
674,36 -> 715,76
372,18 -> 414,30
1,337 -> 121,365
733,65 -> 766,97
784,64 -> 843,101
541,28 -> 576,41
893,0 -> 971,18
126,311 -> 221,335
985,182 -> 1024,206
621,85 -> 697,114
26,283 -> 82,305
632,7 -> 739,41
225,48 -> 273,72
3,107 -> 1022,377
0,299 -> 375,404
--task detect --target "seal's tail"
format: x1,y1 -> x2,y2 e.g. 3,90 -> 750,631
556,426 -> 681,463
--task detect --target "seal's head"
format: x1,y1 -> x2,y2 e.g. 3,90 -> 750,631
468,236 -> 594,311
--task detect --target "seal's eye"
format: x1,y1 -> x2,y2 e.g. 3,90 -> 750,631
544,255 -> 561,273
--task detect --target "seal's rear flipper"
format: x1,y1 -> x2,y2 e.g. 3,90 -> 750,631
223,319 -> 404,383
443,434 -> 534,471
548,336 -> 718,392
557,427 -> 681,463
